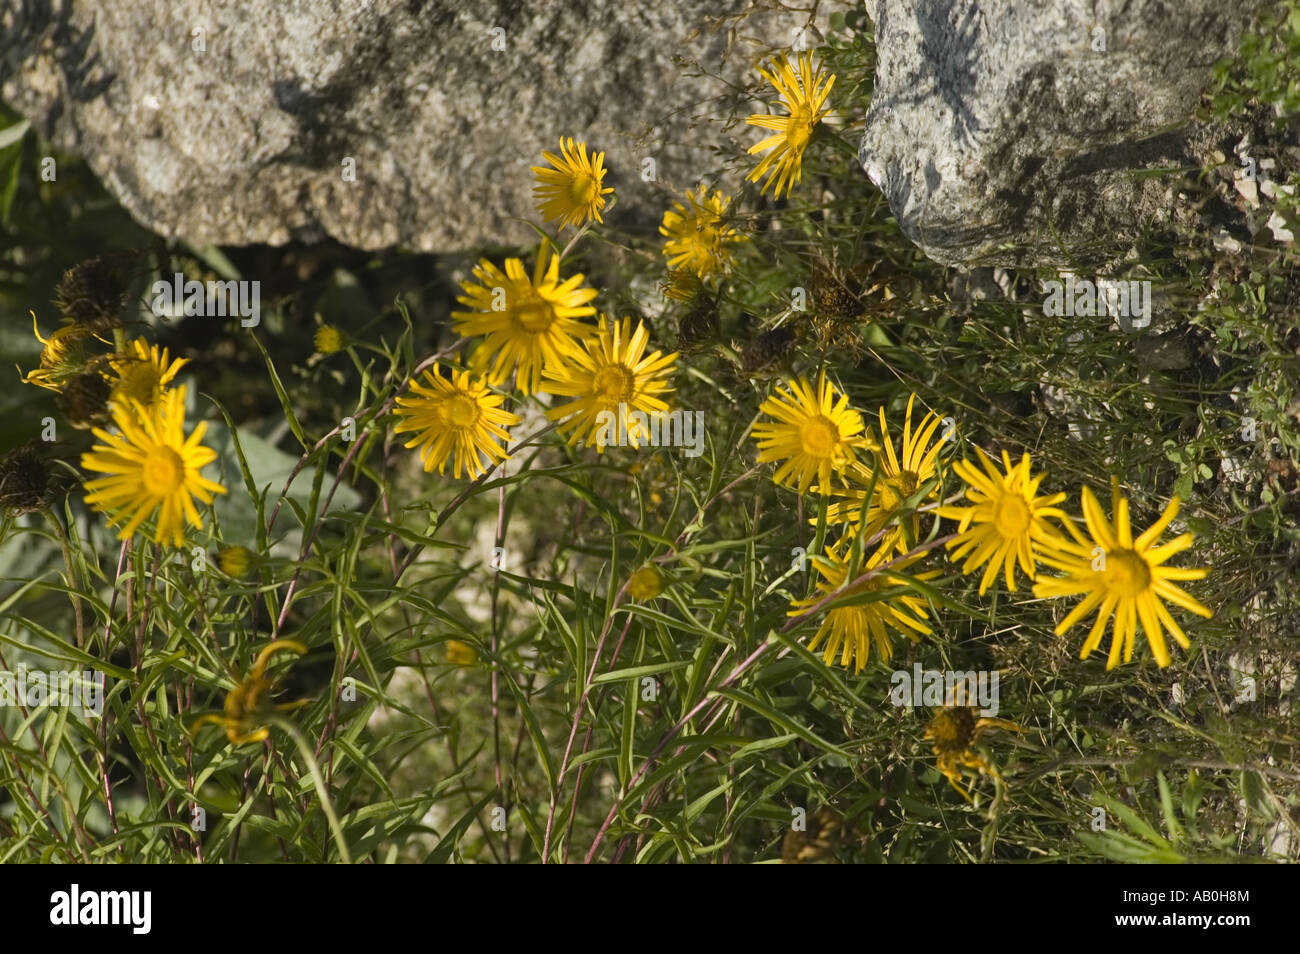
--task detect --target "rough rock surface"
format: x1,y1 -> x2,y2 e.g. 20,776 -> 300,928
859,0 -> 1265,267
0,0 -> 816,251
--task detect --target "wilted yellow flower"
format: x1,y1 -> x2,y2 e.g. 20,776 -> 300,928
660,269 -> 703,303
924,701 -> 1022,802
1032,483 -> 1212,669
19,314 -> 89,393
191,640 -> 309,745
781,808 -> 842,864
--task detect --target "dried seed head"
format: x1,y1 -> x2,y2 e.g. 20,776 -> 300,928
741,325 -> 797,374
54,252 -> 136,332
677,295 -> 719,351
809,267 -> 861,319
0,441 -> 70,515
781,807 -> 843,864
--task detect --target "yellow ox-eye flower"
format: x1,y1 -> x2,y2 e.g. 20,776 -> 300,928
745,51 -> 836,198
531,137 -> 614,230
191,640 -> 309,745
937,448 -> 1068,595
788,540 -> 939,671
824,394 -> 947,553
1032,484 -> 1213,669
542,315 -> 677,452
925,699 -> 1023,802
659,186 -> 747,283
393,365 -> 521,479
452,240 -> 597,395
753,372 -> 871,494
106,338 -> 187,408
80,385 -> 226,547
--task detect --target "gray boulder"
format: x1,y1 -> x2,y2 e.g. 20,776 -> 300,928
859,0 -> 1264,267
0,0 -> 818,251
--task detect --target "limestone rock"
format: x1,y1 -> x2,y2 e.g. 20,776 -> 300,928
1,0 -> 817,251
859,0 -> 1264,267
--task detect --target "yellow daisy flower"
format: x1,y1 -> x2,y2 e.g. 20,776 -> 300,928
937,448 -> 1068,595
531,137 -> 614,230
1032,484 -> 1213,669
452,240 -> 598,395
106,338 -> 187,408
393,365 -> 521,479
659,186 -> 747,282
753,372 -> 871,494
745,51 -> 836,198
80,385 -> 226,547
191,640 -> 309,745
789,541 -> 939,671
925,701 -> 1022,802
825,394 -> 947,552
542,315 -> 677,451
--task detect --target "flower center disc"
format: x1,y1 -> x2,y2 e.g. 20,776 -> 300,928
515,296 -> 555,333
593,365 -> 634,405
1103,548 -> 1152,597
569,173 -> 599,205
786,109 -> 815,153
930,707 -> 976,751
445,395 -> 480,428
993,493 -> 1031,537
800,416 -> 839,458
142,447 -> 185,496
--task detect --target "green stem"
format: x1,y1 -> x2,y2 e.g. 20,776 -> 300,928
43,506 -> 85,649
270,715 -> 352,863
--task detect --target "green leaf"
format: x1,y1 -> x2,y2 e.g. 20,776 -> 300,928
424,791 -> 495,864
